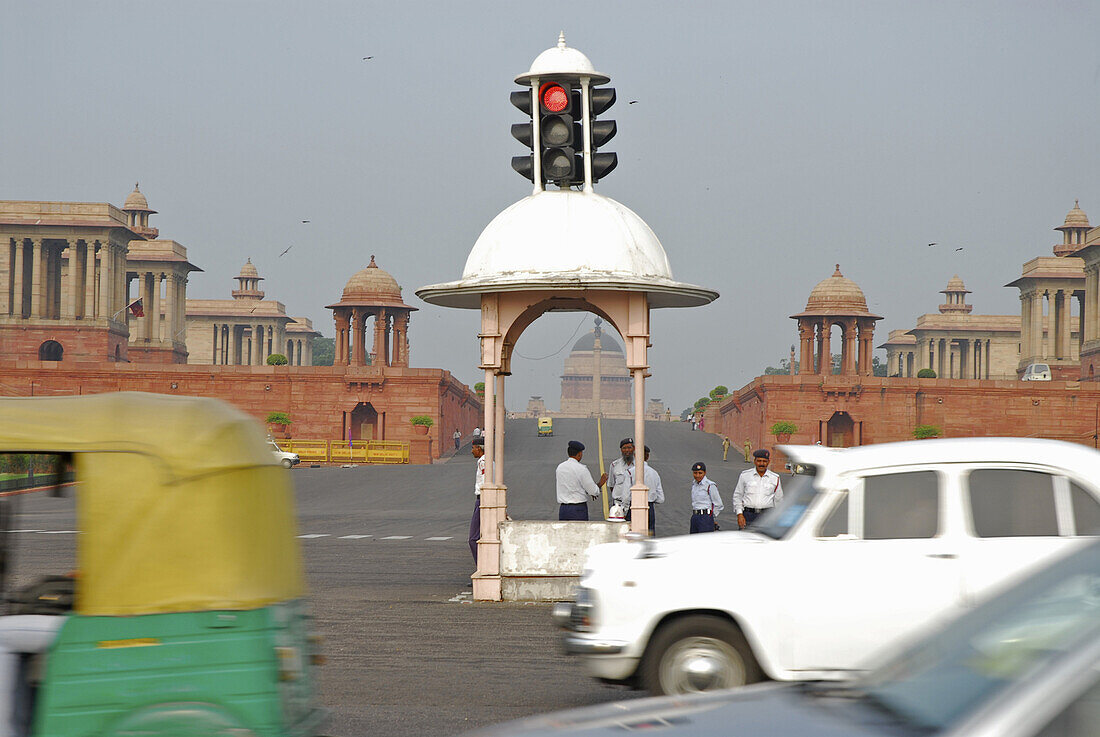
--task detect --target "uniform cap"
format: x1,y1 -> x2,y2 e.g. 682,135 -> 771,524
568,440 -> 585,455
753,449 -> 770,459
692,462 -> 706,472
619,437 -> 634,448
472,436 -> 484,446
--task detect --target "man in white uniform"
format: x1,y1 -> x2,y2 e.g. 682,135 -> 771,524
468,437 -> 486,564
555,440 -> 607,520
640,446 -> 664,534
733,448 -> 783,529
607,438 -> 635,512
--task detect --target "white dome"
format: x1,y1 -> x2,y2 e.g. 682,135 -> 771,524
515,33 -> 609,85
464,190 -> 671,282
417,190 -> 718,309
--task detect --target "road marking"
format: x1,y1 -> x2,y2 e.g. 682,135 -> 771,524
448,590 -> 473,604
11,530 -> 44,533
298,534 -> 330,539
37,530 -> 77,534
380,535 -> 411,540
338,534 -> 373,539
425,536 -> 452,541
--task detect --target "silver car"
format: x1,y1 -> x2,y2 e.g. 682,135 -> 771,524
467,539 -> 1100,736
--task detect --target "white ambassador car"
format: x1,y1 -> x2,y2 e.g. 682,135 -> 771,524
554,438 -> 1100,696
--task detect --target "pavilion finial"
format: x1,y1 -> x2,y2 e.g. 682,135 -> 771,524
834,263 -> 842,276
368,255 -> 377,268
557,31 -> 566,49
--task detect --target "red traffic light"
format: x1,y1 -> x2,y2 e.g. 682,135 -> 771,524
539,82 -> 570,113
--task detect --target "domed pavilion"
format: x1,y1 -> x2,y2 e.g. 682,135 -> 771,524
327,256 -> 416,367
791,265 -> 882,376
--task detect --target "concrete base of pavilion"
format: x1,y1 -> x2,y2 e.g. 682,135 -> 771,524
473,520 -> 627,602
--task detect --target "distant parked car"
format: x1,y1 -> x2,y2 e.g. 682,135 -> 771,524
554,438 -> 1100,696
268,439 -> 300,469
473,539 -> 1100,737
1021,363 -> 1052,381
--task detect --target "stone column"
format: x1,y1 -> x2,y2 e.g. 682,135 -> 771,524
839,322 -> 852,375
61,241 -> 76,319
150,273 -> 162,342
494,375 -> 505,486
937,338 -> 946,377
819,320 -> 832,375
986,339 -> 991,379
166,274 -> 177,343
0,238 -> 9,316
29,239 -> 43,318
958,339 -> 969,379
99,242 -> 114,320
83,242 -> 96,319
11,240 -> 24,317
373,308 -> 387,367
798,320 -> 814,374
1030,291 -> 1044,359
229,325 -> 239,365
350,308 -> 363,366
1060,290 -> 1072,360
814,321 -> 824,373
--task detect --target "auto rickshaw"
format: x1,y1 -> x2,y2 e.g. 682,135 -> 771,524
0,392 -> 325,737
537,417 -> 553,437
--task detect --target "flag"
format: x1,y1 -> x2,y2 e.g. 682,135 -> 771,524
127,298 -> 144,317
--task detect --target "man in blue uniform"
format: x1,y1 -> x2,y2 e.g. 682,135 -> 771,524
689,461 -> 723,533
555,441 -> 607,520
733,449 -> 783,529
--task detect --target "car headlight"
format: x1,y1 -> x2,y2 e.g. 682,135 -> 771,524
571,586 -> 597,631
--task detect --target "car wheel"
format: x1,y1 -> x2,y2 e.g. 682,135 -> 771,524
641,615 -> 761,696
281,458 -> 293,469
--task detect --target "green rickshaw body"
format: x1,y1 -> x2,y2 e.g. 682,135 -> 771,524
0,393 -> 326,737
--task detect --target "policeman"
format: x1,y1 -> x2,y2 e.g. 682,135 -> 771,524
468,436 -> 486,563
608,437 -> 635,512
555,441 -> 607,520
733,449 -> 784,529
689,461 -> 723,533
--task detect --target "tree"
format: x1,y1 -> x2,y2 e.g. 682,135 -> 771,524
709,385 -> 729,401
312,337 -> 335,366
266,353 -> 288,366
871,356 -> 887,377
917,368 -> 936,378
474,382 -> 485,396
693,397 -> 710,411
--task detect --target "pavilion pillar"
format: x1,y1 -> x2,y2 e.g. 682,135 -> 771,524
12,240 -> 24,317
373,308 -> 387,367
629,366 -> 648,533
839,323 -> 852,375
819,320 -> 832,375
814,321 -> 824,373
99,242 -> 113,321
494,375 -> 505,486
798,320 -> 813,374
350,308 -> 363,366
29,239 -> 43,318
476,371 -> 501,579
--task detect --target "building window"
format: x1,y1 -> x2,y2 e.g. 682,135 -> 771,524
38,341 -> 63,362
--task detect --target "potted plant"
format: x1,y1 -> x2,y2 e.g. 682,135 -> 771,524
265,411 -> 292,437
474,382 -> 485,398
266,353 -> 288,366
769,420 -> 798,443
916,368 -> 937,379
913,424 -> 942,439
410,415 -> 434,435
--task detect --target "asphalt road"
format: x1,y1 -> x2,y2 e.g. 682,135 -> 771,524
5,419 -> 752,736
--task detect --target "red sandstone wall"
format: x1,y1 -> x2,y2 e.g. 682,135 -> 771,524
0,325 -> 127,362
0,361 -> 480,463
712,374 -> 1100,465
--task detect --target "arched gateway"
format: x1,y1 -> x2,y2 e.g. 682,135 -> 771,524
417,36 -> 717,601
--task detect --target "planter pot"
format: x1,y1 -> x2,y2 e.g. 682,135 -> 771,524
268,423 -> 288,438
774,433 -> 792,443
413,425 -> 430,435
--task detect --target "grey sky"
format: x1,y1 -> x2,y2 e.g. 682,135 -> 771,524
3,2 -> 1099,413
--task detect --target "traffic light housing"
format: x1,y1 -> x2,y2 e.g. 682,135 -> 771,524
588,85 -> 617,182
510,79 -> 617,187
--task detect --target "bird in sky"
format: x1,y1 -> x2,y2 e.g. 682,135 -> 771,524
362,56 -> 374,60
628,100 -> 639,104
300,219 -> 311,223
279,245 -> 293,258
955,247 -> 964,251
927,242 -> 937,247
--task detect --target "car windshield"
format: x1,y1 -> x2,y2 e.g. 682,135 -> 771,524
751,474 -> 820,540
847,542 -> 1100,731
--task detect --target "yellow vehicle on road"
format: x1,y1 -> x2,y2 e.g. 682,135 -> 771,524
0,392 -> 325,737
537,417 -> 554,437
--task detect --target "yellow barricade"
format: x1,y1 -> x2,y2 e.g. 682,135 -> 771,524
281,439 -> 330,463
365,441 -> 409,464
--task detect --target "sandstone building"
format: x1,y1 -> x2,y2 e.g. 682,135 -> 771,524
558,318 -> 632,418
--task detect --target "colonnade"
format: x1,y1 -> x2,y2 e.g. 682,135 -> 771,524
126,270 -> 186,343
2,236 -> 126,322
333,307 -> 410,368
914,337 -> 992,379
797,317 -> 877,376
1020,287 -> 1084,362
209,323 -> 285,365
285,338 -> 311,366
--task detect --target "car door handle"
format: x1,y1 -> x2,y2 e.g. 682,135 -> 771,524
925,553 -> 958,559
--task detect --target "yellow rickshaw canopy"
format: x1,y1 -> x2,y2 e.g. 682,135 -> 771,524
0,392 -> 304,616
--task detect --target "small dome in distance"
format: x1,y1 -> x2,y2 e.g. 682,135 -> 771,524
1060,200 -> 1090,229
122,182 -> 156,213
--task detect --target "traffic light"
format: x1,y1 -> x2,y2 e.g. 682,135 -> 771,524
537,81 -> 581,185
588,85 -> 617,182
510,89 -> 535,182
